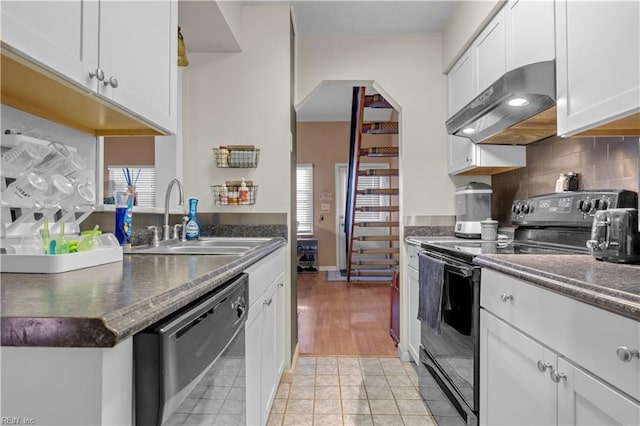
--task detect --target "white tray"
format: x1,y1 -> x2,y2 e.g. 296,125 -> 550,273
0,246 -> 123,273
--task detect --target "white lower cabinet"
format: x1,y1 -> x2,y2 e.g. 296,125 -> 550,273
480,310 -> 556,426
480,269 -> 640,426
245,248 -> 286,425
405,244 -> 421,364
558,357 -> 640,426
481,310 -> 640,426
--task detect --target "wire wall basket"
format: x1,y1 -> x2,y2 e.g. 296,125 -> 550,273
213,147 -> 260,168
211,184 -> 258,206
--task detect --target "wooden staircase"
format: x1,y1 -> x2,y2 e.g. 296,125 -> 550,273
344,87 -> 399,284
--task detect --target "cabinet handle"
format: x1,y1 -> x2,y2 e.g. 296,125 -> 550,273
103,76 -> 118,88
550,370 -> 567,383
89,68 -> 105,81
537,360 -> 552,373
616,346 -> 640,362
466,156 -> 471,163
278,281 -> 284,287
263,297 -> 273,306
500,293 -> 513,302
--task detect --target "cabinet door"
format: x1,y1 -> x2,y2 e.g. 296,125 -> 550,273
448,50 -> 475,118
1,0 -> 98,88
557,358 -> 640,426
274,272 -> 286,378
505,0 -> 555,71
480,310 -> 556,426
473,8 -> 506,94
98,0 -> 177,133
448,135 -> 476,174
555,0 -> 640,136
407,265 -> 421,364
244,297 -> 263,426
260,283 -> 278,424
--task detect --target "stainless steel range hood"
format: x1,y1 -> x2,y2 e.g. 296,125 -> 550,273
446,60 -> 556,145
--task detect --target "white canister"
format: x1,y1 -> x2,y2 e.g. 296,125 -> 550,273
480,218 -> 498,241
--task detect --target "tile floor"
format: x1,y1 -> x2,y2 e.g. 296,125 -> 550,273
267,356 -> 437,426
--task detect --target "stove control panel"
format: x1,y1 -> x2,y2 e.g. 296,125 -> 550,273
511,190 -> 637,226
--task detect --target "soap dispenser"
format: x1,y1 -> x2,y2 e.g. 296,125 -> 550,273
185,197 -> 201,240
239,178 -> 249,205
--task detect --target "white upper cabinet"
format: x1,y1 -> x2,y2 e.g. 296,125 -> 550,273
448,49 -> 475,119
1,0 -> 177,135
555,0 -> 640,136
505,0 -> 555,71
98,1 -> 177,134
473,8 -> 506,94
1,1 -> 99,85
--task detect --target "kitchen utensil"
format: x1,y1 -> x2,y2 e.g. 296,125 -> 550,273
454,182 -> 492,239
78,225 -> 100,252
2,172 -> 49,207
588,208 -> 640,263
480,218 -> 498,240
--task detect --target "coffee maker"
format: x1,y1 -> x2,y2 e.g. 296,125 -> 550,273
454,182 -> 492,239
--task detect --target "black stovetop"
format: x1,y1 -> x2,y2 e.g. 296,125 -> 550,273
421,238 -> 589,263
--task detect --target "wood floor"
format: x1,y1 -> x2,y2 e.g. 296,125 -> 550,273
297,272 -> 398,357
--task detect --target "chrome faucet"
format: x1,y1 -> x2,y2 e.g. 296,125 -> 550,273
163,179 -> 184,240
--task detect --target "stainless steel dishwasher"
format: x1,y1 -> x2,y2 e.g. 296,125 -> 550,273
134,273 -> 248,426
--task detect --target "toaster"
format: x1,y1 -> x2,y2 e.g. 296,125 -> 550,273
588,208 -> 640,264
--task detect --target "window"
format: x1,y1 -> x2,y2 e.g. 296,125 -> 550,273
107,166 -> 156,207
296,163 -> 314,235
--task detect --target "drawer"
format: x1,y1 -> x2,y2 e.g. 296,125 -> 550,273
245,247 -> 285,308
481,268 -> 640,401
406,244 -> 420,270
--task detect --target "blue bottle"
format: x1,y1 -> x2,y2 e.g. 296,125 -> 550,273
185,197 -> 201,240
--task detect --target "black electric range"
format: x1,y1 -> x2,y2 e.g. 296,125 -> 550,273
416,189 -> 638,426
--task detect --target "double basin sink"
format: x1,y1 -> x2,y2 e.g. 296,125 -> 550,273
125,237 -> 271,255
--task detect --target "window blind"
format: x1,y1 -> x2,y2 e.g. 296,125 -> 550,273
107,166 -> 156,208
296,163 -> 314,235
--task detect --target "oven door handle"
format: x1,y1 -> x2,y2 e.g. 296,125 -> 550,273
419,250 -> 477,278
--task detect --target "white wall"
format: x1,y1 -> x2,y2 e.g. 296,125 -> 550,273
442,0 -> 503,72
296,33 -> 470,217
182,5 -> 291,213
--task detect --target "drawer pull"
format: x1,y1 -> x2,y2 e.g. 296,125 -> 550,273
537,360 -> 552,373
616,346 -> 640,362
500,293 -> 513,302
550,370 -> 567,383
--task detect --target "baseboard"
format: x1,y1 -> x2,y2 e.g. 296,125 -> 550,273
397,346 -> 411,363
280,342 -> 300,384
319,266 -> 338,272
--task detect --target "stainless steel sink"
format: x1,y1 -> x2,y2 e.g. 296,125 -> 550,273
125,237 -> 271,255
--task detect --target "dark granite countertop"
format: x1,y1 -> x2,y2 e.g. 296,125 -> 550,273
473,254 -> 640,321
1,238 -> 285,348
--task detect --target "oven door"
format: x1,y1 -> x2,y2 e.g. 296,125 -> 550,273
419,249 -> 480,417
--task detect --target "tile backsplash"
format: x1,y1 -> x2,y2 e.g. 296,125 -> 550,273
492,136 -> 640,225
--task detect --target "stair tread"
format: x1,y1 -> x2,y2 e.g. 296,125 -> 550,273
359,147 -> 399,157
356,188 -> 399,195
355,235 -> 398,241
356,221 -> 399,227
364,94 -> 393,109
355,206 -> 399,212
357,169 -> 399,176
352,259 -> 399,266
361,121 -> 398,134
353,247 -> 400,253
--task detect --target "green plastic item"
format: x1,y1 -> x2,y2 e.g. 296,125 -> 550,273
78,225 -> 100,252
